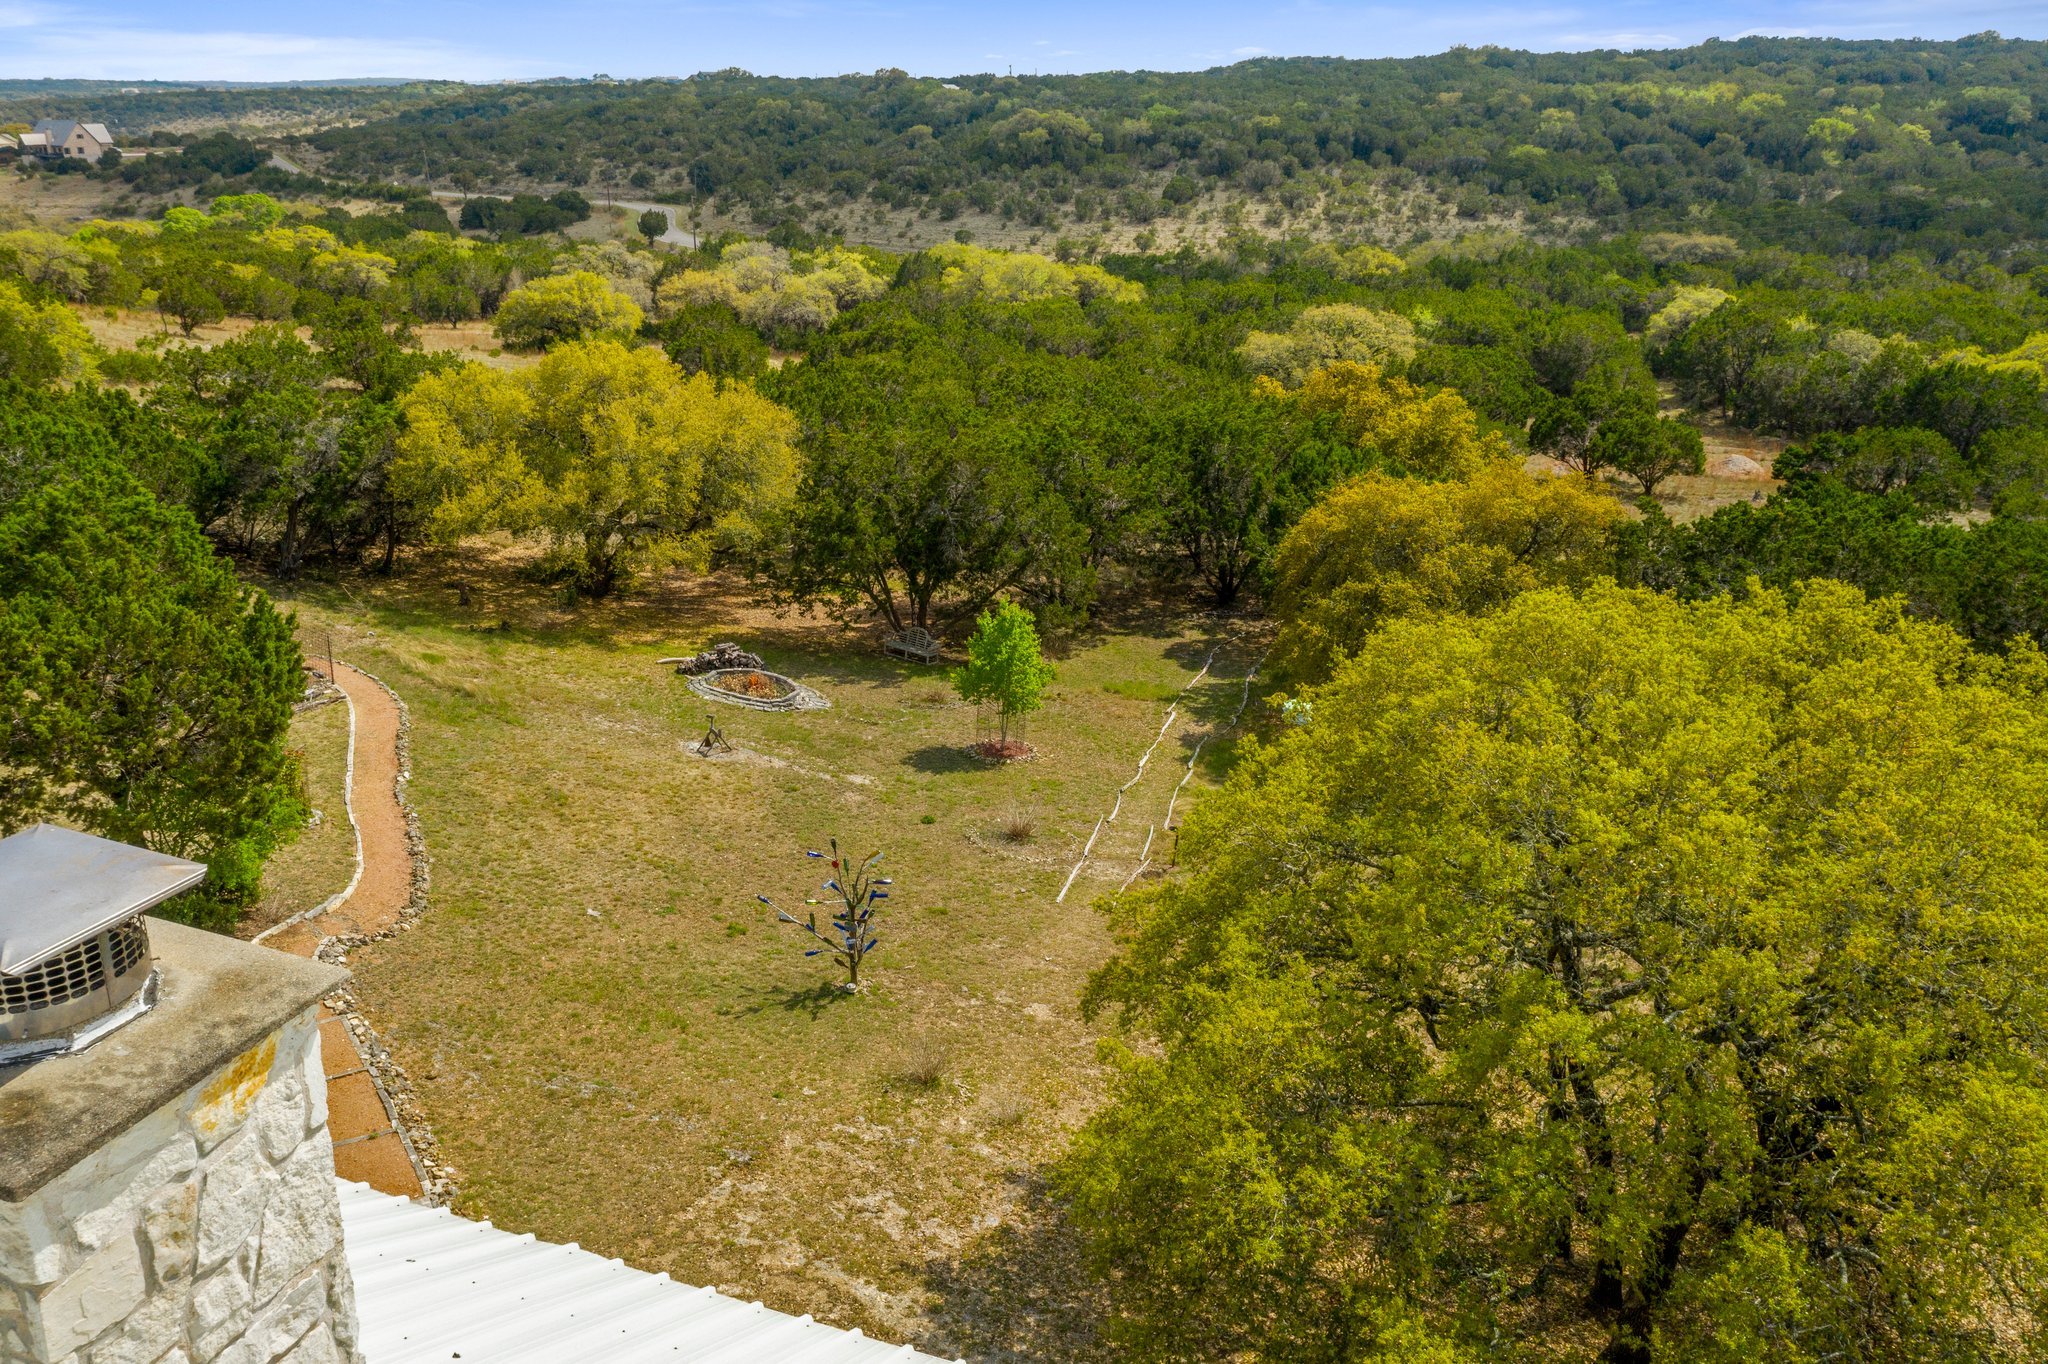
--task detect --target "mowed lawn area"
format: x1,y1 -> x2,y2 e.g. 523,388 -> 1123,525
267,544 -> 1268,1359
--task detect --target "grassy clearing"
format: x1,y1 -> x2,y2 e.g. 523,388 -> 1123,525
238,695 -> 356,938
268,545 -> 1268,1358
68,305 -> 534,371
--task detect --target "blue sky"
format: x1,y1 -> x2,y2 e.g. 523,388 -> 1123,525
2,0 -> 2043,83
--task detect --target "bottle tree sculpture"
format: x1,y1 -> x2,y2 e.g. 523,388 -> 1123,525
758,838 -> 890,991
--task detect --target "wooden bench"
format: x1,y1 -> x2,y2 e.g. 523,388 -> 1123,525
883,626 -> 940,664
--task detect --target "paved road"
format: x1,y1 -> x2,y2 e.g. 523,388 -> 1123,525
429,188 -> 698,246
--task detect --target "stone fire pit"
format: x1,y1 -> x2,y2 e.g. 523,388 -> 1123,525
686,667 -> 830,712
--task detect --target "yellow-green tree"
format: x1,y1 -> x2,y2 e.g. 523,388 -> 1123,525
0,228 -> 117,302
1068,580 -> 2048,1363
1263,361 -> 1512,479
1239,303 -> 1418,386
492,271 -> 644,351
1300,241 -> 1407,281
1269,463 -> 1625,682
923,241 -> 1142,304
0,280 -> 99,385
951,599 -> 1055,751
395,339 -> 796,595
653,242 -> 888,333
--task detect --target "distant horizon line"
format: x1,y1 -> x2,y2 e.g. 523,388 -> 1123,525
1,29 -> 2039,91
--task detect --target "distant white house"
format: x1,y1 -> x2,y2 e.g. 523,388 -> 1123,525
27,118 -> 115,161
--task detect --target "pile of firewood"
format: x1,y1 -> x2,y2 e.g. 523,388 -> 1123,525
660,642 -> 767,675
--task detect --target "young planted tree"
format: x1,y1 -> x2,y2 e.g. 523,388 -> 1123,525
637,208 -> 668,242
758,839 -> 891,991
952,599 -> 1055,757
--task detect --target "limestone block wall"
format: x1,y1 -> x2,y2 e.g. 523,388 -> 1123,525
0,1006 -> 361,1364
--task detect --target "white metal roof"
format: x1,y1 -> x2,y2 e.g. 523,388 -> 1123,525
338,1180 -> 963,1364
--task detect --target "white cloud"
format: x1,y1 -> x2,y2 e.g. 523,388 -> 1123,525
4,19 -> 531,82
1231,44 -> 1273,55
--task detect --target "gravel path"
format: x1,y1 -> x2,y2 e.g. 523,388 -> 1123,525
264,663 -> 429,1198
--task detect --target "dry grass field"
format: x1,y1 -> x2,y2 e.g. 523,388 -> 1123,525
69,305 -> 537,370
261,547 -> 1269,1361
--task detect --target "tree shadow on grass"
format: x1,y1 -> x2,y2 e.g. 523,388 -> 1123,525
904,744 -> 980,775
918,1172 -> 1115,1364
740,981 -> 850,1020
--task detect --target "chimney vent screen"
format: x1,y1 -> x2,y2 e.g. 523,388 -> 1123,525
0,825 -> 204,1063
1,919 -> 149,1016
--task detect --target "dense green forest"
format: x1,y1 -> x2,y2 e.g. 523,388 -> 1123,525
274,35 -> 2048,255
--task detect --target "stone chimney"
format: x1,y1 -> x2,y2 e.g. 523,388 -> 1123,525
0,912 -> 360,1364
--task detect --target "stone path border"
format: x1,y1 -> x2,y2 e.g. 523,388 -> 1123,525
253,685 -> 364,949
257,662 -> 452,1205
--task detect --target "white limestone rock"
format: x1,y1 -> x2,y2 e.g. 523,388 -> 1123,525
246,1263 -> 325,1361
25,1232 -> 146,1358
195,1138 -> 273,1274
255,1068 -> 309,1166
140,1180 -> 200,1291
187,1254 -> 253,1360
79,1284 -> 182,1364
252,1154 -> 339,1304
276,1322 -> 343,1364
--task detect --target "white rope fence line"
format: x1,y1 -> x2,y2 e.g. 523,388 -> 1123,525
254,675 -> 363,946
1056,639 -> 1241,904
1163,648 -> 1268,832
1116,824 -> 1159,894
1054,815 -> 1106,904
1106,702 -> 1180,823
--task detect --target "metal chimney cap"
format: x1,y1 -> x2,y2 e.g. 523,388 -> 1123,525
0,824 -> 206,975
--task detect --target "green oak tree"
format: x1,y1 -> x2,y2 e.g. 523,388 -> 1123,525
1067,580 -> 2048,1364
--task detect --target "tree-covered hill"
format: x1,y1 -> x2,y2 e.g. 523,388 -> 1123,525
0,80 -> 466,137
272,35 -> 2048,257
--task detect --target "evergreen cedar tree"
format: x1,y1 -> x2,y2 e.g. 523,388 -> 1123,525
950,600 -> 1055,746
1068,581 -> 2048,1364
0,456 -> 303,921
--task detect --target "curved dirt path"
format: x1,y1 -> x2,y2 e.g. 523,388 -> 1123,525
263,662 -> 428,1198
